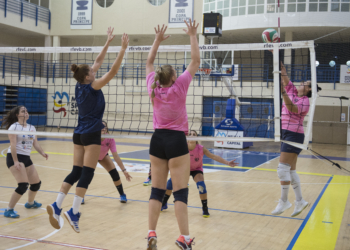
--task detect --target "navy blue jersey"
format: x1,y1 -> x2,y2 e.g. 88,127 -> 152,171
74,82 -> 105,134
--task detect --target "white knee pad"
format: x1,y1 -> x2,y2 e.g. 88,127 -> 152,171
290,170 -> 300,185
277,163 -> 291,182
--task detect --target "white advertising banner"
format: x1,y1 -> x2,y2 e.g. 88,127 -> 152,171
214,130 -> 245,149
168,0 -> 194,28
340,65 -> 350,84
71,0 -> 93,30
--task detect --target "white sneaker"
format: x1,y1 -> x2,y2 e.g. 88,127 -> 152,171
271,199 -> 292,215
291,199 -> 309,217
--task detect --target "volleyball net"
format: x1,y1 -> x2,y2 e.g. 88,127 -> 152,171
0,41 -> 317,149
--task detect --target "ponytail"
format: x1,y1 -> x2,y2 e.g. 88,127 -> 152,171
2,106 -> 25,129
151,65 -> 174,105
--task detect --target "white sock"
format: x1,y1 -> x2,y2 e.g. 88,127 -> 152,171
148,230 -> 156,234
291,170 -> 303,201
281,185 -> 289,202
7,206 -> 14,210
182,235 -> 191,243
72,195 -> 83,214
27,201 -> 34,205
56,192 -> 66,209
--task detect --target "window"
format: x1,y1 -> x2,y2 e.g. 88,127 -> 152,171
331,0 -> 350,11
309,0 -> 328,11
204,0 -> 216,13
267,0 -> 284,13
148,0 -> 167,6
96,0 -> 114,8
217,0 -> 230,16
248,0 -> 265,14
287,0 -> 305,12
22,0 -> 50,8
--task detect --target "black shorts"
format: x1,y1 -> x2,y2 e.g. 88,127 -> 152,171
280,129 -> 305,155
190,170 -> 203,179
149,129 -> 189,160
7,153 -> 33,168
73,130 -> 101,146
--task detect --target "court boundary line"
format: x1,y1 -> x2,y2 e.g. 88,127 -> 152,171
0,186 -> 303,221
0,234 -> 108,250
0,201 -> 64,250
286,176 -> 333,250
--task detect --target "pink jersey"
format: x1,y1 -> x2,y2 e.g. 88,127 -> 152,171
190,144 -> 204,171
281,81 -> 310,134
146,70 -> 192,134
99,138 -> 117,161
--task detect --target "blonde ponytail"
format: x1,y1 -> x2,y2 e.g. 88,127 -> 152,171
151,65 -> 174,105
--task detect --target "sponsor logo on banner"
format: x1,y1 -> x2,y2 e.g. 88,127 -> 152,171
340,65 -> 350,84
71,0 -> 93,29
214,130 -> 244,149
204,27 -> 216,34
168,0 -> 194,28
52,92 -> 69,117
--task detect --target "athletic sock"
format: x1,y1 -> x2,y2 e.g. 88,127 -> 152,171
291,170 -> 303,201
162,194 -> 171,206
27,201 -> 34,205
56,192 -> 66,209
201,199 -> 208,209
72,195 -> 83,214
116,184 -> 124,196
281,185 -> 289,202
148,230 -> 156,235
182,235 -> 191,243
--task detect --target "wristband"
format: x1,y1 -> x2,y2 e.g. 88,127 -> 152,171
122,169 -> 127,172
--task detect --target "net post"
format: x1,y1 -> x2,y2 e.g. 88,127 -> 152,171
273,45 -> 281,142
304,42 -> 317,145
2,56 -> 5,78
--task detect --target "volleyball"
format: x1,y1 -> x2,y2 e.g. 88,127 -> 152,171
315,61 -> 319,67
329,60 -> 336,67
262,28 -> 279,43
346,60 -> 350,66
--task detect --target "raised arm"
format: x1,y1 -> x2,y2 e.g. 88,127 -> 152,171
183,19 -> 200,78
203,147 -> 238,167
146,25 -> 171,76
91,27 -> 115,73
281,62 -> 290,87
91,33 -> 129,90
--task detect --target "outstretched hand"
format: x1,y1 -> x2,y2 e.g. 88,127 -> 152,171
183,18 -> 199,36
121,33 -> 129,50
107,26 -> 115,43
154,24 -> 171,43
228,159 -> 239,167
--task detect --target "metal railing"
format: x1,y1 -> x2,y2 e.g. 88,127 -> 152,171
0,0 -> 51,29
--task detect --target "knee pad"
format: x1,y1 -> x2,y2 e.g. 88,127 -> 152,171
76,166 -> 95,189
277,163 -> 291,182
109,169 -> 120,182
15,182 -> 29,195
64,166 -> 83,185
166,178 -> 173,190
173,188 -> 188,205
30,181 -> 41,192
196,181 -> 207,194
150,187 -> 166,203
290,170 -> 300,185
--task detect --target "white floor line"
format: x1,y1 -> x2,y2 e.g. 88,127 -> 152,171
0,201 -> 64,250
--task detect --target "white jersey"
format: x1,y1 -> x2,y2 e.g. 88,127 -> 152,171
7,122 -> 36,156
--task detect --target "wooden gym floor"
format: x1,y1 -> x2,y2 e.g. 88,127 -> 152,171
0,137 -> 349,250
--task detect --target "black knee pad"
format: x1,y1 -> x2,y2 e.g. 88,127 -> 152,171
173,188 -> 189,205
109,169 -> 120,182
76,166 -> 95,189
30,181 -> 41,192
64,166 -> 83,185
15,182 -> 29,195
150,187 -> 166,203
